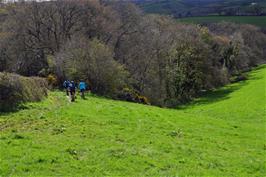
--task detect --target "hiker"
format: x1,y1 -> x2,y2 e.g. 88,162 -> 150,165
79,80 -> 87,99
63,80 -> 70,96
68,81 -> 76,102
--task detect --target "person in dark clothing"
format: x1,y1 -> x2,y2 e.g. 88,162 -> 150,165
68,81 -> 76,102
63,80 -> 70,96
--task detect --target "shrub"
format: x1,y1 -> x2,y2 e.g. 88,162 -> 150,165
47,74 -> 58,88
0,72 -> 48,112
117,88 -> 150,105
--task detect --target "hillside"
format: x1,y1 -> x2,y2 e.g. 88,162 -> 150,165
134,0 -> 266,17
0,65 -> 265,176
1,0 -> 266,108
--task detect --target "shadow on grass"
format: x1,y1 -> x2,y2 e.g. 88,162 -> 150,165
178,66 -> 264,109
0,104 -> 31,116
190,83 -> 244,106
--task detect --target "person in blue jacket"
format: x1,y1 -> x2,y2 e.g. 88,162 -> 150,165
79,80 -> 87,99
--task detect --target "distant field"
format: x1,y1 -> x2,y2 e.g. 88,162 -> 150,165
136,0 -> 266,18
178,16 -> 266,28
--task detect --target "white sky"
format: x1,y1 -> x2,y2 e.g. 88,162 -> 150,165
2,0 -> 51,2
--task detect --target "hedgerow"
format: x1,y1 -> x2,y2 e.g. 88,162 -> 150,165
0,72 -> 48,112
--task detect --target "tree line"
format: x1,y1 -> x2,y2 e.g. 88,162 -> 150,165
0,0 -> 265,107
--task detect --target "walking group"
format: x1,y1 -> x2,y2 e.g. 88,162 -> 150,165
63,80 -> 88,102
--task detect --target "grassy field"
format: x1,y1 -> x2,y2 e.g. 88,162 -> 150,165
0,65 -> 265,176
178,16 -> 266,28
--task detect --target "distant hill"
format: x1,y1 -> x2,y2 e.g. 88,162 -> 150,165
178,16 -> 266,28
133,0 -> 266,17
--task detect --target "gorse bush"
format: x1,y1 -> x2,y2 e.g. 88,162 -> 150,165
47,74 -> 58,87
117,87 -> 150,105
0,72 -> 48,112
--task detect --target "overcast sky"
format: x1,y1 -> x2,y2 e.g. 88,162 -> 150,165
2,0 -> 51,2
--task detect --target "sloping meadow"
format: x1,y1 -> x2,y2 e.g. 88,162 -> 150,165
0,65 -> 265,176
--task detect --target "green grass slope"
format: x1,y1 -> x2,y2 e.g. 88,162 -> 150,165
178,16 -> 266,28
0,66 -> 266,176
